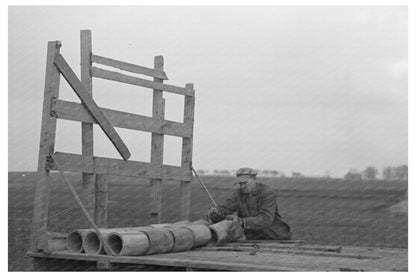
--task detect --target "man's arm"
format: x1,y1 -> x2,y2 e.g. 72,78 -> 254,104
243,190 -> 277,230
217,191 -> 239,216
208,191 -> 239,222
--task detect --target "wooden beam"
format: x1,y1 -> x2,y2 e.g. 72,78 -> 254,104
180,84 -> 195,220
51,99 -> 192,138
80,29 -> 96,226
95,174 -> 108,228
92,54 -> 168,80
48,152 -> 192,181
92,66 -> 194,97
149,56 -> 165,224
30,40 -> 61,252
149,179 -> 162,223
54,54 -> 131,161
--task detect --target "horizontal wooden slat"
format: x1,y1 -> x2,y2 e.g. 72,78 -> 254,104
51,99 -> 192,138
92,54 -> 168,80
54,54 -> 131,161
47,152 -> 192,181
92,67 -> 194,97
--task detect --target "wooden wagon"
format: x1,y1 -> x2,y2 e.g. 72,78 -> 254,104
27,30 -> 407,271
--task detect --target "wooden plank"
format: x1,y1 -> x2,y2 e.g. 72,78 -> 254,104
92,54 -> 168,80
199,246 -> 380,260
80,29 -> 96,226
30,41 -> 62,252
95,174 -> 108,228
340,245 -> 409,258
173,251 -> 338,271
81,30 -> 107,228
235,239 -> 303,244
149,56 -> 165,224
28,247 -> 407,272
54,54 -> 131,160
179,182 -> 191,220
51,99 -> 192,138
175,250 -> 407,271
97,261 -> 119,270
27,251 -> 299,271
27,243 -> 408,272
149,179 -> 162,223
92,66 -> 194,97
180,84 -> 195,220
48,152 -> 192,181
232,242 -> 342,252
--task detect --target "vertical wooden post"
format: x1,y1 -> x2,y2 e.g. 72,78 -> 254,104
95,174 -> 108,227
30,40 -> 61,251
80,30 -> 97,227
149,56 -> 165,224
180,84 -> 195,220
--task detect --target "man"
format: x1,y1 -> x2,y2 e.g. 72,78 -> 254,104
207,167 -> 292,240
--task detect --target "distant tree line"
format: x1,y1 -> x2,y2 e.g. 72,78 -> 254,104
196,165 -> 407,181
344,165 -> 408,181
196,169 -> 300,178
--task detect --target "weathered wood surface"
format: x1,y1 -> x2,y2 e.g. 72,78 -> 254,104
51,99 -> 192,138
96,261 -> 119,270
92,54 -> 168,80
30,40 -> 62,252
199,246 -> 378,260
27,241 -> 408,271
48,152 -> 192,181
80,30 -> 96,225
149,56 -> 165,224
54,54 -> 131,160
233,241 -> 342,252
179,83 -> 195,220
95,174 -> 108,228
92,66 -> 194,97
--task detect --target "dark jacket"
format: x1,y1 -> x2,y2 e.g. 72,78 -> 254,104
216,182 -> 292,240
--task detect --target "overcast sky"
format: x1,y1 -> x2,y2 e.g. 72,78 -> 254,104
8,6 -> 407,177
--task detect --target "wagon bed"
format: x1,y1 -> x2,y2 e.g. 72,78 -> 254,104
27,240 -> 408,271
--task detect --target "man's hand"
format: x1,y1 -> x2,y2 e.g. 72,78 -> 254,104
226,215 -> 245,241
207,207 -> 222,223
226,215 -> 244,231
207,206 -> 218,217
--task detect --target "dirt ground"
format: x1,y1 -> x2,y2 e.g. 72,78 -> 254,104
8,172 -> 408,271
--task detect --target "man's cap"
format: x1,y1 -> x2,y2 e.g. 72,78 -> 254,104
236,167 -> 258,177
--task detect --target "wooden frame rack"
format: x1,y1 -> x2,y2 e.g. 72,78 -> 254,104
30,30 -> 195,253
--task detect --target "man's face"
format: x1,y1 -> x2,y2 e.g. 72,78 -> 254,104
238,177 -> 256,194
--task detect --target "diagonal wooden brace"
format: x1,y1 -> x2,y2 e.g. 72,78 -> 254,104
54,53 -> 131,160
